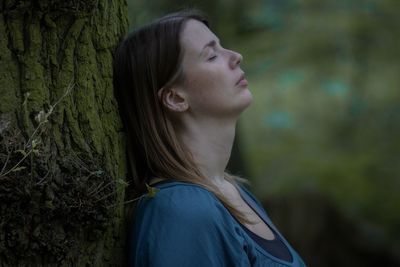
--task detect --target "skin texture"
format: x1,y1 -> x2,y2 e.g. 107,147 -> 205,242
158,20 -> 274,240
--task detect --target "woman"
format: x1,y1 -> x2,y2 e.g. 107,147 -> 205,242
113,9 -> 307,267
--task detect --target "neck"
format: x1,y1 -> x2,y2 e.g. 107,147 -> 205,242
177,117 -> 237,185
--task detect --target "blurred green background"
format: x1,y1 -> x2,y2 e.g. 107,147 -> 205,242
127,0 -> 400,265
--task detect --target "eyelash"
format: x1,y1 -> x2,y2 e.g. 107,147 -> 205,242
208,55 -> 218,61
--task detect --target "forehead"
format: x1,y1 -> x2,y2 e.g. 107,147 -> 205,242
180,19 -> 216,57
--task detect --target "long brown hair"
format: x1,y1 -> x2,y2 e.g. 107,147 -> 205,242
113,9 -> 249,224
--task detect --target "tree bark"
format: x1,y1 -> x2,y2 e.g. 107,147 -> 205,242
0,0 -> 128,266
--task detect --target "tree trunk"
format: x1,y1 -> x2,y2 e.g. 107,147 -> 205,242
0,1 -> 128,266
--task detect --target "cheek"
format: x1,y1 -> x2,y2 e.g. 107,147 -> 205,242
185,74 -> 223,106
185,67 -> 223,95
185,78 -> 208,106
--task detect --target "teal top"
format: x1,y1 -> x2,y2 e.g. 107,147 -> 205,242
129,181 -> 307,267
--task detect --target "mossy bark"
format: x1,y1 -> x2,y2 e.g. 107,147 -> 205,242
0,1 -> 128,266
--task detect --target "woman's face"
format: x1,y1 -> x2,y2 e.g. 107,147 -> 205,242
178,19 -> 252,120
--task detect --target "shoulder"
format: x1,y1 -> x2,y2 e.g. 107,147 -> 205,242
130,183 -> 251,267
136,182 -> 229,226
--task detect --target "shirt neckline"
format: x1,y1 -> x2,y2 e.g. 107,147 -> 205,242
149,179 -> 296,265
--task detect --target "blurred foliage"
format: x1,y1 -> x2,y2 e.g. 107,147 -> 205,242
127,0 -> 251,42
235,0 -> 400,249
127,0 -> 400,261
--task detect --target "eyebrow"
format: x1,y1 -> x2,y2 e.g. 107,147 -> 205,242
199,39 -> 220,57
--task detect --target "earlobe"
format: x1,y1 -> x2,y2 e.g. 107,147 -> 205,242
158,87 -> 188,112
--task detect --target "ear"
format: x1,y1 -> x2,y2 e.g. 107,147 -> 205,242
158,87 -> 188,112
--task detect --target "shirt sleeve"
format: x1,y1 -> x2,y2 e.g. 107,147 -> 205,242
130,185 -> 250,267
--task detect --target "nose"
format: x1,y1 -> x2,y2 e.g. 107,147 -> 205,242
229,50 -> 242,69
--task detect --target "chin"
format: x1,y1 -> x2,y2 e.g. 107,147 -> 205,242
233,89 -> 253,116
240,88 -> 253,109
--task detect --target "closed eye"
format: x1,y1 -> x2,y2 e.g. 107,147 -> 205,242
208,55 -> 218,61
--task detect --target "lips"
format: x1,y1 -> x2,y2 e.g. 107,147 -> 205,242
236,73 -> 248,86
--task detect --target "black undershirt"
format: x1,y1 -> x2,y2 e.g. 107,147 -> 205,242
239,222 -> 293,262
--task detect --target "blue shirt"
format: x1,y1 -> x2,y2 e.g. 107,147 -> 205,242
129,181 -> 307,267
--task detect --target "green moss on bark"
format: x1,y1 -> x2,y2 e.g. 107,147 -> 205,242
0,14 -> 19,117
0,0 -> 129,266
